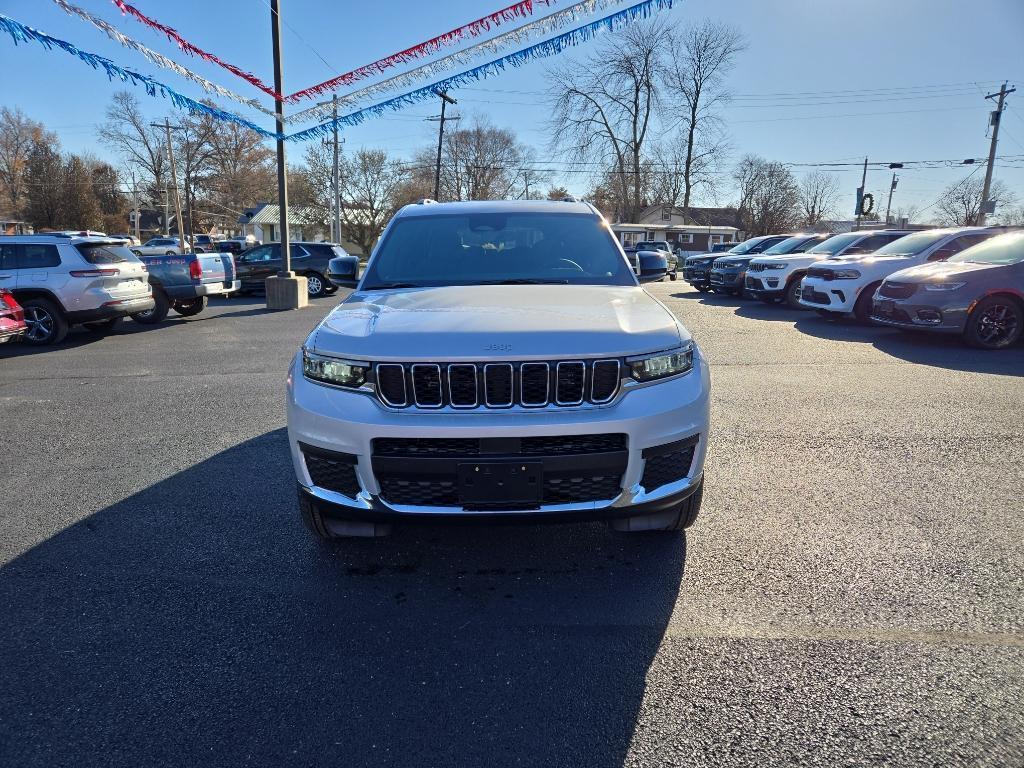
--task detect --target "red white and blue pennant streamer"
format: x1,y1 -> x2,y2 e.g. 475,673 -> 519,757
287,0 -> 674,142
283,0 -> 557,103
288,0 -> 635,124
50,0 -> 278,121
0,0 -> 671,142
0,14 -> 278,138
111,0 -> 282,100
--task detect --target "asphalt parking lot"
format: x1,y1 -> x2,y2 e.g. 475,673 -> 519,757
1,286 -> 1022,767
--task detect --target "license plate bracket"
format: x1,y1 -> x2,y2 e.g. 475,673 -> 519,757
457,461 -> 542,504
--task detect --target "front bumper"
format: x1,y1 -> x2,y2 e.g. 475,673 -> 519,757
744,274 -> 785,297
683,265 -> 713,286
709,270 -> 744,291
798,277 -> 859,312
870,296 -> 967,333
287,350 -> 711,522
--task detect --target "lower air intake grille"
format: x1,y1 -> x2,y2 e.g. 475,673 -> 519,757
640,436 -> 698,492
302,445 -> 360,497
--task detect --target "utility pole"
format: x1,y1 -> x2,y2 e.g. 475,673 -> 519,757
429,90 -> 459,201
884,163 -> 903,224
266,0 -> 305,307
855,156 -> 868,229
162,187 -> 169,236
978,81 -> 1015,225
155,120 -> 186,254
318,95 -> 344,243
332,95 -> 341,244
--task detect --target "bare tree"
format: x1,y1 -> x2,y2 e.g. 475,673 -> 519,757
339,149 -> 407,255
733,154 -> 799,235
98,92 -> 168,202
61,155 -> 102,230
546,185 -> 570,201
201,121 -> 275,227
547,20 -> 670,222
664,20 -> 744,218
935,175 -> 1016,226
798,171 -> 840,226
0,107 -> 55,217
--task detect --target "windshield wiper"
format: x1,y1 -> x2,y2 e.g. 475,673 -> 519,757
476,278 -> 570,285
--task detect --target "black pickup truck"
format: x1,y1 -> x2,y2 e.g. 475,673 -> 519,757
130,251 -> 238,323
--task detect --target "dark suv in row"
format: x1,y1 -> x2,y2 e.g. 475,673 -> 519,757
235,242 -> 358,298
683,235 -> 788,293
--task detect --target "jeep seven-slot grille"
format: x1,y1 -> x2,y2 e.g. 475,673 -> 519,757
747,262 -> 768,272
371,360 -> 622,409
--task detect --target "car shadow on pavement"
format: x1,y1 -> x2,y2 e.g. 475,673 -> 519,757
794,315 -> 1024,375
0,429 -> 686,768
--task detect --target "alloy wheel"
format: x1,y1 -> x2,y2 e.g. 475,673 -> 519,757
307,276 -> 323,296
24,307 -> 55,342
977,303 -> 1019,345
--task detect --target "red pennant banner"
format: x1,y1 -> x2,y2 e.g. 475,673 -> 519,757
112,0 -> 283,100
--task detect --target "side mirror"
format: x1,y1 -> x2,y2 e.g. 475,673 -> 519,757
327,257 -> 360,288
638,270 -> 666,284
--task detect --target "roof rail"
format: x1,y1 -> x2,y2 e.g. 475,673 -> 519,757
416,198 -> 438,205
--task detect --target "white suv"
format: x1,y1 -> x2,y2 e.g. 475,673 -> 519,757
0,235 -> 154,345
287,200 -> 710,538
799,227 -> 998,322
746,230 -> 913,309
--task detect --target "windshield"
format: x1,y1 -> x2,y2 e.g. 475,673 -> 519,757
75,243 -> 138,265
727,237 -> 767,255
949,232 -> 1024,265
362,212 -> 635,289
635,241 -> 666,250
807,232 -> 861,255
763,236 -> 812,255
874,230 -> 952,256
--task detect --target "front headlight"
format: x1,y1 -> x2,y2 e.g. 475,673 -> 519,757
832,269 -> 862,279
923,281 -> 966,292
302,348 -> 369,388
628,345 -> 694,382
765,263 -> 788,270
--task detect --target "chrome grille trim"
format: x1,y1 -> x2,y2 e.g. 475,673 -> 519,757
519,362 -> 550,407
483,363 -> 515,408
446,364 -> 478,408
375,363 -> 408,407
555,361 -> 586,406
589,359 -> 620,404
410,363 -> 443,408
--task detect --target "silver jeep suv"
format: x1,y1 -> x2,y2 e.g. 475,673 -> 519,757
288,200 -> 710,539
0,235 -> 154,345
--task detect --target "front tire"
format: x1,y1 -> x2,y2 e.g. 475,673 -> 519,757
609,479 -> 703,533
173,296 -> 208,317
20,297 -> 69,346
853,281 -> 882,324
785,276 -> 805,309
964,296 -> 1023,349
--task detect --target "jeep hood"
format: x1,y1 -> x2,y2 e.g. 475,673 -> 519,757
310,285 -> 684,361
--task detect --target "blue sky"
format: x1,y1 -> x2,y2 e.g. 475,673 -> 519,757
2,0 -> 1023,217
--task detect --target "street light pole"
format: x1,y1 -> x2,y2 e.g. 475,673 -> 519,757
855,156 -> 868,229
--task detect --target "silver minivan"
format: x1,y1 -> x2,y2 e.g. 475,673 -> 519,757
0,235 -> 154,345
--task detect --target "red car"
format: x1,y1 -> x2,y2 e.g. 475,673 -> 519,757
0,289 -> 27,345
